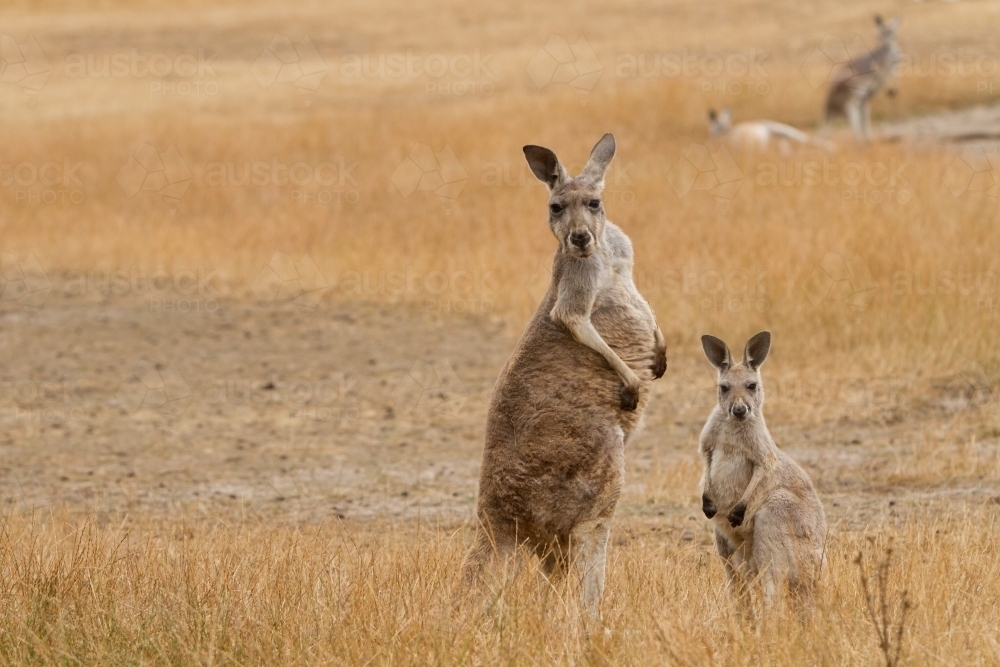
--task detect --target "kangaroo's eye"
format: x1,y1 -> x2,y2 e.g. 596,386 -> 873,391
588,199 -> 601,210
747,383 -> 757,391
549,203 -> 564,215
719,384 -> 730,394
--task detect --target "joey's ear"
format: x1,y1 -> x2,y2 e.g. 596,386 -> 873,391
708,108 -> 717,121
874,14 -> 884,27
743,331 -> 771,370
523,145 -> 569,190
579,133 -> 615,187
886,16 -> 902,30
701,335 -> 733,372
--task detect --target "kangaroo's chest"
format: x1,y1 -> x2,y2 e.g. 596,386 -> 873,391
709,442 -> 753,507
590,264 -> 654,350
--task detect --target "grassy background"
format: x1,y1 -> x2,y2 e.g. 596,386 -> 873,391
2,0 -> 1000,663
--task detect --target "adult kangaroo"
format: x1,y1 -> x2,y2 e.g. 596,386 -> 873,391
824,15 -> 902,140
463,134 -> 667,614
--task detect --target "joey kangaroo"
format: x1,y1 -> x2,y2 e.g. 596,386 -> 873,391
824,15 -> 902,141
699,332 -> 826,609
463,134 -> 667,613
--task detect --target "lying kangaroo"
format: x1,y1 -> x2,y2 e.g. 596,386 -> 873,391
463,134 -> 667,613
824,15 -> 902,141
708,108 -> 834,152
699,332 -> 826,609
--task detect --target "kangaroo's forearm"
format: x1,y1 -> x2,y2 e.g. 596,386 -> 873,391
560,315 -> 640,387
699,445 -> 714,495
736,464 -> 767,510
653,325 -> 665,351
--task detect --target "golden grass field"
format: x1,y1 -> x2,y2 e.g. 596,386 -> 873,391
2,0 -> 1000,664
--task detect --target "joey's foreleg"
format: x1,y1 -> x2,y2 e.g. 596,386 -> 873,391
727,459 -> 772,528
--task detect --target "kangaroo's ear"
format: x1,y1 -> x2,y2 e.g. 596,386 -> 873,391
579,133 -> 615,187
743,331 -> 771,370
523,145 -> 569,191
702,335 -> 733,372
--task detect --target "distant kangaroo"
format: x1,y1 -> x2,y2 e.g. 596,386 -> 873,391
824,15 -> 902,140
698,332 -> 826,610
709,108 -> 834,152
463,134 -> 667,614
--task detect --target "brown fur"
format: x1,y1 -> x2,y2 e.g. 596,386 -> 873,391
463,135 -> 666,613
699,332 -> 827,611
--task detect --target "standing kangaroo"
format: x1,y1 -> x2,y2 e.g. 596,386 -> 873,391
463,134 -> 667,613
824,15 -> 902,141
699,332 -> 826,610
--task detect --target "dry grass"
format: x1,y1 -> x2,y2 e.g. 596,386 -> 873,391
2,0 -> 1000,663
1,508 -> 999,665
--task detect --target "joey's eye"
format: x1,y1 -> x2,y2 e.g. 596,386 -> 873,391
588,199 -> 601,210
549,203 -> 564,215
747,383 -> 758,391
719,384 -> 730,394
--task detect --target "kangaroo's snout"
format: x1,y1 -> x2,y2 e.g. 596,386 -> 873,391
570,231 -> 592,249
731,403 -> 748,419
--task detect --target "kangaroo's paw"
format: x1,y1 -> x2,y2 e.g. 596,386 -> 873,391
619,385 -> 639,411
651,348 -> 667,380
702,493 -> 717,519
727,502 -> 746,528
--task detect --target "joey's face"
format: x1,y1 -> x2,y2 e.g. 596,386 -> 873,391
547,179 -> 605,258
701,331 -> 771,423
716,363 -> 764,422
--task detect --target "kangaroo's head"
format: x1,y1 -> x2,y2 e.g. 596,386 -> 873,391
874,15 -> 902,96
701,331 -> 771,423
874,14 -> 902,46
708,108 -> 732,137
523,134 -> 615,259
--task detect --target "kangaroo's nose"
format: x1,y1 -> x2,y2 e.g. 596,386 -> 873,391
570,232 -> 591,249
732,404 -> 748,418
